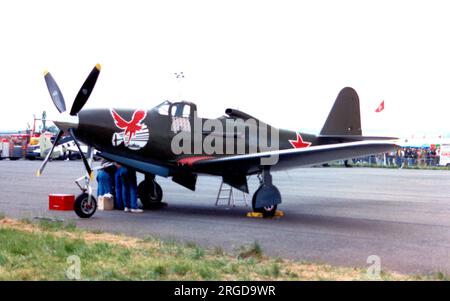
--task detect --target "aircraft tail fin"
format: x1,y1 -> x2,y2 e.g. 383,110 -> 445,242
320,87 -> 362,136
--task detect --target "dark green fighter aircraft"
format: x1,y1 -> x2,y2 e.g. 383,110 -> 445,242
38,64 -> 397,218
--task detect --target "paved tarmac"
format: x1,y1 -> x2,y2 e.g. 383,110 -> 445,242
1,160 -> 450,275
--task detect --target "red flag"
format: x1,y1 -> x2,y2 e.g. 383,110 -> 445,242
375,100 -> 384,113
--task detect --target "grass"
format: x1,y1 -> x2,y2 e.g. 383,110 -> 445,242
0,217 -> 446,281
238,241 -> 263,259
434,271 -> 450,281
36,219 -> 77,232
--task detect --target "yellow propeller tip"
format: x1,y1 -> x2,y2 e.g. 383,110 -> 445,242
95,64 -> 101,71
89,172 -> 95,181
36,171 -> 41,177
43,69 -> 49,76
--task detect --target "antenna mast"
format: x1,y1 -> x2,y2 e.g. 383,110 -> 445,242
174,72 -> 185,101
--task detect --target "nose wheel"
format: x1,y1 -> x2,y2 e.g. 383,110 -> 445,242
74,193 -> 97,218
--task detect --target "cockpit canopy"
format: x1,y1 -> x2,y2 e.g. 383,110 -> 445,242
152,101 -> 197,118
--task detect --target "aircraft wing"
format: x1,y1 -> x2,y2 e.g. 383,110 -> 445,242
191,140 -> 398,175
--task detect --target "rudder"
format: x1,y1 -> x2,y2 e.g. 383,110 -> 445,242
320,87 -> 362,136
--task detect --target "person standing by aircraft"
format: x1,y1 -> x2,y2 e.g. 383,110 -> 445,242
97,159 -> 116,198
115,164 -> 143,213
113,163 -> 124,210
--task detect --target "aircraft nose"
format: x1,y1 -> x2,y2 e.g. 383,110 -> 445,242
54,113 -> 79,132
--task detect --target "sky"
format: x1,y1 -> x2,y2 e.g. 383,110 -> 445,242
1,0 -> 449,137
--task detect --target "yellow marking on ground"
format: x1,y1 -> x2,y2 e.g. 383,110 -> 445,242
246,210 -> 284,218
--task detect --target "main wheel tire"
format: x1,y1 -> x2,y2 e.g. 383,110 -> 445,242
74,193 -> 97,218
138,180 -> 163,209
252,187 -> 277,218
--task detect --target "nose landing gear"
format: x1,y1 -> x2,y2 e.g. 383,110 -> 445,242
73,147 -> 97,218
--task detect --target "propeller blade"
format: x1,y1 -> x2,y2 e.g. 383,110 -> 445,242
44,71 -> 66,113
68,128 -> 93,178
70,64 -> 101,116
36,130 -> 64,176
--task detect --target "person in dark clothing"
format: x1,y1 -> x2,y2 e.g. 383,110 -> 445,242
96,159 -> 116,197
344,160 -> 352,167
115,164 -> 142,213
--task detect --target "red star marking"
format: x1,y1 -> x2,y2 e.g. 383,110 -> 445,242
289,133 -> 311,149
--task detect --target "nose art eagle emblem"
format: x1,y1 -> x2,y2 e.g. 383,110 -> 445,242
110,109 -> 149,150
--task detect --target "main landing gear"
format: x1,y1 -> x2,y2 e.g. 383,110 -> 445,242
251,168 -> 282,217
138,174 -> 164,209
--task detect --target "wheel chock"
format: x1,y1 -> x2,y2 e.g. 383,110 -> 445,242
246,210 -> 285,218
275,210 -> 284,217
247,212 -> 263,218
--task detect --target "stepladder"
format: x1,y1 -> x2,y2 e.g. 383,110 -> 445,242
215,180 -> 249,207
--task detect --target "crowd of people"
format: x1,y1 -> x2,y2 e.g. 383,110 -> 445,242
354,147 -> 442,167
394,147 -> 440,167
96,160 -> 143,213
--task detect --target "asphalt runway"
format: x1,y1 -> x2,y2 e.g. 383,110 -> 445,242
1,160 -> 450,275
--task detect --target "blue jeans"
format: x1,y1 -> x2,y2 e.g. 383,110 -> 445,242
97,170 -> 112,196
115,167 -> 138,210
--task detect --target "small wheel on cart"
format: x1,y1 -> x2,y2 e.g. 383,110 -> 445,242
74,193 -> 97,218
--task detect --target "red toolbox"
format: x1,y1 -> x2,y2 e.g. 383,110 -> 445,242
49,194 -> 75,211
